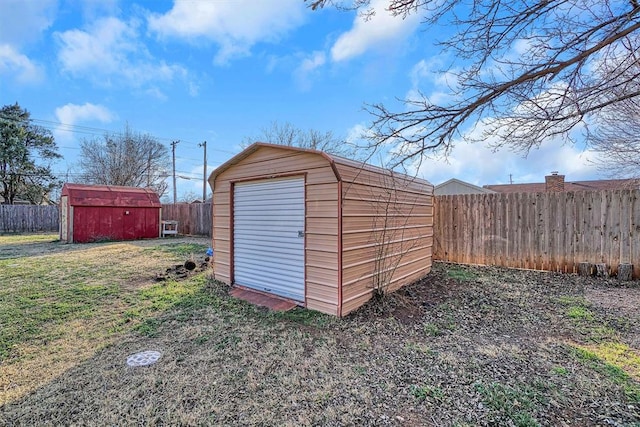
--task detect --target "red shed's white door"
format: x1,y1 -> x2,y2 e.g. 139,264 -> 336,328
233,177 -> 305,302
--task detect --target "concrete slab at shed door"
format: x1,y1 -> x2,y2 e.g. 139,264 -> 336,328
233,177 -> 305,302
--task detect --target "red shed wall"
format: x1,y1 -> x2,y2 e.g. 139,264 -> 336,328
72,206 -> 160,243
61,184 -> 161,243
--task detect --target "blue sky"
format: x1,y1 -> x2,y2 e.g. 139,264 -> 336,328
0,0 -> 603,200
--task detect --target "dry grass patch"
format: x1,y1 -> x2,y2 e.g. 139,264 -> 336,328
0,235 -> 210,405
2,246 -> 640,425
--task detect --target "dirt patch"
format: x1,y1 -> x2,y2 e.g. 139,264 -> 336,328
585,286 -> 640,314
156,259 -> 210,281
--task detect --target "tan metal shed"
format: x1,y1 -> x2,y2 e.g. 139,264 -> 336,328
208,143 -> 434,316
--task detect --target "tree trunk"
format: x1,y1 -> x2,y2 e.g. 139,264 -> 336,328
617,263 -> 633,281
595,263 -> 609,278
577,262 -> 592,277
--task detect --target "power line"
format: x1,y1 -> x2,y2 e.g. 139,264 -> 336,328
0,113 -> 237,155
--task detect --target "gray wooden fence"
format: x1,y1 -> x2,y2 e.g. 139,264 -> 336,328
161,203 -> 212,236
433,190 -> 640,279
0,205 -> 59,233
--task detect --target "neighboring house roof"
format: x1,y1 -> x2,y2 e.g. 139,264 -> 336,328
483,175 -> 640,193
435,178 -> 496,195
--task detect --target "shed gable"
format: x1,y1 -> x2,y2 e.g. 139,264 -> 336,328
209,144 -> 341,315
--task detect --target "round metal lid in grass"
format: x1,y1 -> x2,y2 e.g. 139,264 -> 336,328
126,350 -> 162,367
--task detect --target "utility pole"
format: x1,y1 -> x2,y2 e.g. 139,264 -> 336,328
198,140 -> 207,202
171,140 -> 179,204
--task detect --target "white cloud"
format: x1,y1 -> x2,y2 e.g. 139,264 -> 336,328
300,51 -> 326,74
56,17 -> 136,74
293,51 -> 326,90
147,0 -> 306,64
406,57 -> 460,105
0,0 -> 53,85
77,0 -> 120,20
54,102 -> 114,141
331,0 -> 420,62
415,120 -> 599,186
345,123 -> 371,146
144,87 -> 168,101
0,0 -> 57,46
55,102 -> 114,125
0,44 -> 43,83
55,17 -> 188,88
187,81 -> 199,97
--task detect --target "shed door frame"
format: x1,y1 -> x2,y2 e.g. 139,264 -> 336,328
60,195 -> 68,242
229,173 -> 307,303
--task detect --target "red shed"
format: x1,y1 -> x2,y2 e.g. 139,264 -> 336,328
60,183 -> 162,243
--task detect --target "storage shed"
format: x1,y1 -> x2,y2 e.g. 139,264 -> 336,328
209,143 -> 434,316
60,183 -> 162,243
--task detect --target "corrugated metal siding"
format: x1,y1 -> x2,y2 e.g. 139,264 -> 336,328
210,143 -> 433,317
337,164 -> 434,316
211,147 -> 340,315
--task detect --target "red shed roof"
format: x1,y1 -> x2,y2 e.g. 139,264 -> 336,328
61,183 -> 162,207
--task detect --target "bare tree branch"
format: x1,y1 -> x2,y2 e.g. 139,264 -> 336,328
78,124 -> 170,196
585,60 -> 640,179
308,0 -> 640,167
242,121 -> 362,159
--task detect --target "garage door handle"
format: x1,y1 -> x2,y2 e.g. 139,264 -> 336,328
298,231 -> 305,238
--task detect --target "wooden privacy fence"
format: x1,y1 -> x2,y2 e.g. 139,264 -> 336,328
161,203 -> 212,236
0,203 -> 212,236
0,205 -> 59,233
433,190 -> 640,279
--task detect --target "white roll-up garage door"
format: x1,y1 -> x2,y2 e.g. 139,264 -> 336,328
233,177 -> 305,302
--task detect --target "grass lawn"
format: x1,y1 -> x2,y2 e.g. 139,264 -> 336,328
1,234 -> 639,426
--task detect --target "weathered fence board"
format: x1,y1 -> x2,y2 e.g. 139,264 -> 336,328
161,203 -> 212,236
434,190 -> 640,279
0,205 -> 59,233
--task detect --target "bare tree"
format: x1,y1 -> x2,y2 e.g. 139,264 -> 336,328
242,121 -> 360,159
368,172 -> 424,299
587,97 -> 640,179
586,58 -> 640,180
179,190 -> 204,203
78,124 -> 170,196
308,0 -> 640,166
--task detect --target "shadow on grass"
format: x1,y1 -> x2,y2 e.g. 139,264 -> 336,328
0,236 -> 211,261
0,274 -> 338,425
133,278 -> 335,338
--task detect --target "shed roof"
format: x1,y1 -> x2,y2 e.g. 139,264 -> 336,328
209,142 -> 432,188
61,183 -> 162,207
